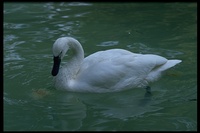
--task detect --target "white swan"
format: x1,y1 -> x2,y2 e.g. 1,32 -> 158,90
51,37 -> 182,93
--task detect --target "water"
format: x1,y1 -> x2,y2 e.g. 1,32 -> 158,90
4,2 -> 197,131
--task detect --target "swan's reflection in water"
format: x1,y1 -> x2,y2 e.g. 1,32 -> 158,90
33,87 -> 163,131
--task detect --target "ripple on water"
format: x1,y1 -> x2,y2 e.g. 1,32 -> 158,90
4,23 -> 30,30
97,41 -> 119,47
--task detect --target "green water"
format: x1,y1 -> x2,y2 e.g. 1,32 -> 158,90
4,2 -> 197,131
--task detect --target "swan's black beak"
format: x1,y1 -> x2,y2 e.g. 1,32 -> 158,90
51,56 -> 61,76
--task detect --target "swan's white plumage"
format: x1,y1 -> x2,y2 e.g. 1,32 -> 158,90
51,37 -> 181,93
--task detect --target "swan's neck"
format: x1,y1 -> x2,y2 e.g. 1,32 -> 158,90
62,38 -> 84,79
67,38 -> 84,62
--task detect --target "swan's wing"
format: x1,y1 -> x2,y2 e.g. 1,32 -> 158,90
75,49 -> 142,90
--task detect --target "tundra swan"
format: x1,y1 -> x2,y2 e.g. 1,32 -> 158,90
51,37 -> 181,93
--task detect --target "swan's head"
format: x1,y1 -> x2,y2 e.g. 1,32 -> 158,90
52,37 -> 70,59
51,37 -> 70,76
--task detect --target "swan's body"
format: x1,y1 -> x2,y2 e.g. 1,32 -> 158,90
51,37 -> 182,93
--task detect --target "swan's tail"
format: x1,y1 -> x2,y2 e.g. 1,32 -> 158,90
146,59 -> 182,82
158,59 -> 182,72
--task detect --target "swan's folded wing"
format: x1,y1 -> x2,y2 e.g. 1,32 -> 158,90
75,49 -> 142,89
75,51 -> 167,89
